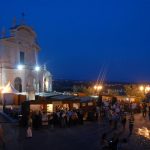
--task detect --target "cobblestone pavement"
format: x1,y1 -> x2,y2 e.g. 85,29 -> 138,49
1,114 -> 150,150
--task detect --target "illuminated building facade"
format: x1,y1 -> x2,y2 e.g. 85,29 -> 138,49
0,22 -> 52,93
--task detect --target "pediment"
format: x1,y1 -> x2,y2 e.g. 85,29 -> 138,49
16,25 -> 36,37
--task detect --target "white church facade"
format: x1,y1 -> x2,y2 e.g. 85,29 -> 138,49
0,23 -> 52,93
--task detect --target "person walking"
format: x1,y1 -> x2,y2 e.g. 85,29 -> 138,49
112,112 -> 119,130
142,103 -> 147,118
101,133 -> 109,149
128,114 -> 134,136
110,132 -> 119,150
26,115 -> 33,138
108,110 -> 112,128
121,113 -> 127,131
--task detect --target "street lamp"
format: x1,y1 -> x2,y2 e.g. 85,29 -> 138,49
139,85 -> 144,92
94,84 -> 103,91
97,85 -> 103,91
94,85 -> 97,90
17,64 -> 24,70
145,86 -> 150,94
34,65 -> 40,72
139,85 -> 150,94
93,84 -> 103,95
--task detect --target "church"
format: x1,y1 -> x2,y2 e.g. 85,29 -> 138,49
0,20 -> 52,94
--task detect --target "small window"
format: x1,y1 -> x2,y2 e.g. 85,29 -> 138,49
82,103 -> 86,107
20,51 -> 25,64
88,102 -> 93,106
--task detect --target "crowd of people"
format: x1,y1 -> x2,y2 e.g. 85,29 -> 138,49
26,108 -> 84,138
50,109 -> 84,127
1,99 -> 150,149
98,100 -> 136,131
98,100 -> 150,150
141,102 -> 150,119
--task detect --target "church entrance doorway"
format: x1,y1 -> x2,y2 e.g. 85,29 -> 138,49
14,77 -> 22,92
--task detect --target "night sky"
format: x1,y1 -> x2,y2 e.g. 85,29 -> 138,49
0,0 -> 150,82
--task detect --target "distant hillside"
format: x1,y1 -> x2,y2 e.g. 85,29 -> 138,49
52,79 -> 146,92
52,79 -> 90,92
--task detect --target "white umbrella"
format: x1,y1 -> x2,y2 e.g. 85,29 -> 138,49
2,82 -> 19,94
2,82 -> 19,105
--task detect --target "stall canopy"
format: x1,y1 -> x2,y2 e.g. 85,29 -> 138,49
1,82 -> 19,105
0,87 -> 3,93
2,82 -> 19,94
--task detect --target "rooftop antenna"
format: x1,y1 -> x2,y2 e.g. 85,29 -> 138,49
21,12 -> 25,25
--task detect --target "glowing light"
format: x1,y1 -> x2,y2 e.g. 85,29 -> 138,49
94,85 -> 103,91
47,104 -> 53,112
35,66 -> 40,72
1,82 -> 18,93
139,86 -> 144,92
17,64 -> 24,70
94,85 -> 97,90
2,83 -> 10,93
2,82 -> 10,93
2,88 -> 8,93
137,127 -> 150,139
45,81 -> 49,91
91,95 -> 99,98
0,86 -> 4,93
145,86 -> 150,94
130,98 -> 135,102
97,85 -> 103,90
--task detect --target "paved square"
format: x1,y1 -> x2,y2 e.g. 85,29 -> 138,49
1,114 -> 150,150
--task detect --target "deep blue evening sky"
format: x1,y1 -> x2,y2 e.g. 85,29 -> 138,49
0,0 -> 150,82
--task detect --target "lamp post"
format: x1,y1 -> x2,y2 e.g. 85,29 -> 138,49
93,84 -> 103,120
145,86 -> 150,94
139,85 -> 150,95
93,84 -> 103,106
93,84 -> 103,95
139,85 -> 150,103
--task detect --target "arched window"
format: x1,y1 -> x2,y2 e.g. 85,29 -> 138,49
14,77 -> 22,92
33,78 -> 40,93
44,77 -> 49,92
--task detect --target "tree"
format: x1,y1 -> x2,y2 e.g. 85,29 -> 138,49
124,85 -> 145,102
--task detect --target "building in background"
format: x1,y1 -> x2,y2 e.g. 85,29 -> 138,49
0,20 -> 52,93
